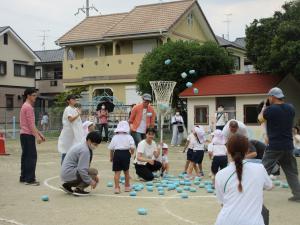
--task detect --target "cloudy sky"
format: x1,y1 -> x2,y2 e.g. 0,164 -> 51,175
0,0 -> 287,50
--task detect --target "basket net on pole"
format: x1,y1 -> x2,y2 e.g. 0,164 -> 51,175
150,81 -> 176,144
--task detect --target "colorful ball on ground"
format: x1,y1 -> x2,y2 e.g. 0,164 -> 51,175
186,82 -> 193,88
199,183 -> 205,188
130,191 -> 137,196
181,193 -> 189,199
146,182 -> 153,186
176,187 -> 183,193
164,59 -> 171,65
41,195 -> 49,201
207,188 -> 214,193
190,187 -> 197,192
181,72 -> 187,79
107,182 -> 113,187
273,180 -> 281,186
281,183 -> 289,188
147,186 -> 154,192
183,186 -> 190,191
193,88 -> 199,94
137,208 -> 148,215
158,190 -> 165,195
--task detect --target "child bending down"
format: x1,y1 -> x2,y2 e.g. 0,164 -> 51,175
108,121 -> 135,194
161,143 -> 169,176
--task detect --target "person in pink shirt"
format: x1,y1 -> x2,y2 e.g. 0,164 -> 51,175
19,88 -> 45,186
97,104 -> 109,142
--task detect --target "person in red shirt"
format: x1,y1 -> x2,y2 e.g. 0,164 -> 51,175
19,88 -> 45,186
96,104 -> 109,142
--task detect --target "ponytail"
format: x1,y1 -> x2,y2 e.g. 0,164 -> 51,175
233,152 -> 245,192
227,134 -> 248,193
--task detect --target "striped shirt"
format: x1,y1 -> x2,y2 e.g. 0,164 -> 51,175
20,102 -> 35,135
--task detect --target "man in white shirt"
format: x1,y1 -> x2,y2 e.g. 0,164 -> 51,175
222,119 -> 249,142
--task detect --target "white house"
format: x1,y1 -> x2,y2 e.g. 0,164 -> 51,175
179,73 -> 300,140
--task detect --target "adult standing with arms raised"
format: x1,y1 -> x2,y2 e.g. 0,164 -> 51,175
19,88 -> 45,185
129,93 -> 156,147
58,94 -> 84,164
259,87 -> 300,202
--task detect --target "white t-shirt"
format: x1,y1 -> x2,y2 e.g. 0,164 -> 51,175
215,112 -> 227,126
171,115 -> 184,124
108,133 -> 135,151
58,106 -> 84,154
135,140 -> 158,165
208,143 -> 227,156
136,109 -> 147,133
294,134 -> 300,149
41,115 -> 49,125
222,120 -> 249,141
191,137 -> 205,151
215,162 -> 272,225
187,133 -> 195,149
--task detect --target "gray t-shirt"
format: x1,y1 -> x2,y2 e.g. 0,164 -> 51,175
61,142 -> 92,184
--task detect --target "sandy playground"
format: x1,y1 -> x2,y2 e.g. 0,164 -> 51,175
0,138 -> 299,225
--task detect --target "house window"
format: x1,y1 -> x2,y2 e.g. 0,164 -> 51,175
194,105 -> 209,125
187,13 -> 193,26
50,80 -> 57,86
4,33 -> 8,45
14,64 -> 35,77
35,69 -> 41,80
0,61 -> 7,75
6,95 -> 14,110
244,104 -> 259,125
232,55 -> 241,71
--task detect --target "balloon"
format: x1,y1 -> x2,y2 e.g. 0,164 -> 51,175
164,59 -> 171,65
193,88 -> 199,94
186,82 -> 193,88
189,70 -> 196,74
181,72 -> 187,79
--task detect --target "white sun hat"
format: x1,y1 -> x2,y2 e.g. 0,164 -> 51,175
114,121 -> 130,133
211,129 -> 226,145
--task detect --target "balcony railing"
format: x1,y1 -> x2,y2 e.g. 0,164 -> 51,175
41,71 -> 63,80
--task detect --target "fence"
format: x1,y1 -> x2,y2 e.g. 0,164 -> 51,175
0,105 -> 173,140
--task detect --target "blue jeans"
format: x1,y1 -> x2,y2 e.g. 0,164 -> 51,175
20,134 -> 37,183
131,132 -> 145,147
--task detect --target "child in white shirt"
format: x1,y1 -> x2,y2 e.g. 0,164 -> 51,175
108,121 -> 135,194
187,126 -> 205,178
161,143 -> 169,176
208,129 -> 228,184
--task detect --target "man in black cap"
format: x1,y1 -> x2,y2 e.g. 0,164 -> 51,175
259,87 -> 300,202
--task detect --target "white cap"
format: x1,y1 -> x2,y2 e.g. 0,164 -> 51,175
268,87 -> 284,99
162,143 -> 168,149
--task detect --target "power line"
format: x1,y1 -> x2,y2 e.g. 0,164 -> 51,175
38,30 -> 50,50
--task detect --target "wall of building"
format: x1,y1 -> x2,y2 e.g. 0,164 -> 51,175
132,39 -> 157,54
0,32 -> 35,87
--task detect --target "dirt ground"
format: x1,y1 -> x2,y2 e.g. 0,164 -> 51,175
0,138 -> 299,225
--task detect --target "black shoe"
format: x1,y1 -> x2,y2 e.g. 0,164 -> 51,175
288,196 -> 300,202
61,183 -> 73,194
72,188 -> 90,196
24,181 -> 40,186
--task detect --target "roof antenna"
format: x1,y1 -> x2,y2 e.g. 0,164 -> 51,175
223,13 -> 232,41
74,0 -> 99,17
38,30 -> 50,50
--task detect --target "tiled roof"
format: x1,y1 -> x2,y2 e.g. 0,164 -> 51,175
57,0 -> 195,44
57,13 -> 128,44
104,0 -> 195,37
216,36 -> 245,50
0,26 -> 9,33
234,37 -> 246,48
35,48 -> 64,63
179,73 -> 282,97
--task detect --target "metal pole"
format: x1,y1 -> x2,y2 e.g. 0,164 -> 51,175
12,116 -> 16,139
86,0 -> 89,17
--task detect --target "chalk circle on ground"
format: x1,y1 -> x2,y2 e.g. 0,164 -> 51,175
44,176 -> 216,200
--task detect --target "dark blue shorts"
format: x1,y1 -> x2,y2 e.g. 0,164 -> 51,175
191,150 -> 204,164
112,150 -> 131,172
211,155 -> 228,174
187,148 -> 193,161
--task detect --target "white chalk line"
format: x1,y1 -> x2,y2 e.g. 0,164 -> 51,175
44,176 -> 216,200
0,217 -> 26,225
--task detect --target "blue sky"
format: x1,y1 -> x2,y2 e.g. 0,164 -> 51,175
0,0 -> 287,50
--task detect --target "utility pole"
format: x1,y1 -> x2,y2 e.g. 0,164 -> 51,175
74,0 -> 99,17
223,13 -> 232,41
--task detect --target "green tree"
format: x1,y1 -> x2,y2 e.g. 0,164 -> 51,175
246,0 -> 300,79
136,41 -> 234,105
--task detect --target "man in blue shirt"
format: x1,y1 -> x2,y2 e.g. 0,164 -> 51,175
260,87 -> 300,202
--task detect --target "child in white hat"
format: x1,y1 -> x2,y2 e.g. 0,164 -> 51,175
161,143 -> 169,177
108,121 -> 135,194
82,121 -> 96,138
187,126 -> 206,178
208,129 -> 228,184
